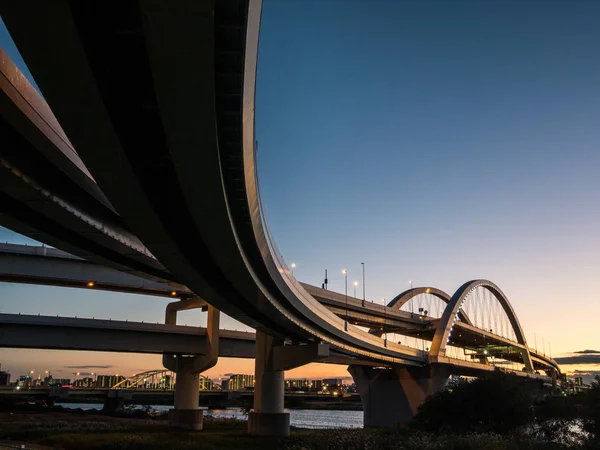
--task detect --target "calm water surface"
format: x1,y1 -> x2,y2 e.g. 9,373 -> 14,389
56,403 -> 364,429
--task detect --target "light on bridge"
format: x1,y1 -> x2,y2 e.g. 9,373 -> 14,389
87,281 -> 95,288
170,291 -> 177,296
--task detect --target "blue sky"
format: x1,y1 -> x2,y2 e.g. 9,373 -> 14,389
1,1 -> 599,378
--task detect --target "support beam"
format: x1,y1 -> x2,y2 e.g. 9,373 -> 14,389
163,298 -> 219,430
248,331 -> 290,437
272,342 -> 329,371
348,364 -> 448,428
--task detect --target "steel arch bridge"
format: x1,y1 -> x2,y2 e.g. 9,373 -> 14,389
111,369 -> 214,390
361,279 -> 559,376
112,370 -> 174,390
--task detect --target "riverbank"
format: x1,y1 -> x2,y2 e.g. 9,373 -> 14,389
0,410 -> 584,450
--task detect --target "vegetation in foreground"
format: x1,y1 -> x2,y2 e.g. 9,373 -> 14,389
413,372 -> 600,448
0,416 -> 584,450
0,374 -> 598,449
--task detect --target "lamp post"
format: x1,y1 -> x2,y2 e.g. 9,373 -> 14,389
361,262 -> 366,307
353,281 -> 358,298
342,269 -> 348,330
291,263 -> 296,276
382,298 -> 387,347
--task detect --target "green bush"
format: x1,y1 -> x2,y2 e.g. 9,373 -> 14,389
413,373 -> 543,434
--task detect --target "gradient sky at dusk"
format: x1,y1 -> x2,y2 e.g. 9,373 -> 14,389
1,1 -> 599,381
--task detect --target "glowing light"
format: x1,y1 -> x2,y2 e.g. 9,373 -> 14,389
353,281 -> 358,287
291,263 -> 296,269
87,281 -> 95,287
342,269 -> 347,274
425,288 -> 431,293
170,291 -> 177,296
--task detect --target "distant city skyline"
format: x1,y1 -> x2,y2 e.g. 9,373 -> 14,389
1,1 -> 600,380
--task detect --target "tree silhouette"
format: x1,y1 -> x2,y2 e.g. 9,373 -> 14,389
413,372 -> 543,434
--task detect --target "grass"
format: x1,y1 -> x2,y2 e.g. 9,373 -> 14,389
0,413 -> 593,450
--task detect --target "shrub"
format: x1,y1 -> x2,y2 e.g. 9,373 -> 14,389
413,372 -> 543,434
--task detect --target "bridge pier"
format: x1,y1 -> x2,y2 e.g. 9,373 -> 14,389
248,331 -> 290,437
348,364 -> 448,428
169,358 -> 203,430
163,299 -> 219,430
103,389 -> 132,413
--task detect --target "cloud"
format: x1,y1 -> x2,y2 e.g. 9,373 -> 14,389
65,365 -> 114,370
572,370 -> 600,375
555,355 -> 600,365
554,350 -> 600,365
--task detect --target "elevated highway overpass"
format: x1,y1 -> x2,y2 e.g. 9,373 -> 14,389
0,311 -> 554,388
0,243 -> 559,374
0,1 -> 561,432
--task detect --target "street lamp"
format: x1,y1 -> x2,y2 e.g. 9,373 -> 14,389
382,298 -> 387,347
342,269 -> 348,330
353,281 -> 358,298
291,263 -> 296,276
361,262 -> 366,307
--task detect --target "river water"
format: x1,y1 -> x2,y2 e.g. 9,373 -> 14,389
56,403 -> 364,429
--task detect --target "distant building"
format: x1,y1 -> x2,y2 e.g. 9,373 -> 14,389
575,377 -> 583,387
322,378 -> 345,395
17,375 -> 33,388
96,375 -> 127,388
323,378 -> 344,387
74,377 -> 95,388
0,371 -> 10,386
51,378 -> 71,387
285,379 -> 321,392
224,374 -> 254,391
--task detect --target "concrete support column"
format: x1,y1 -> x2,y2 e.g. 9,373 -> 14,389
103,389 -> 132,413
169,357 -> 203,430
163,298 -> 219,430
248,331 -> 290,437
174,361 -> 200,410
348,364 -> 448,428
